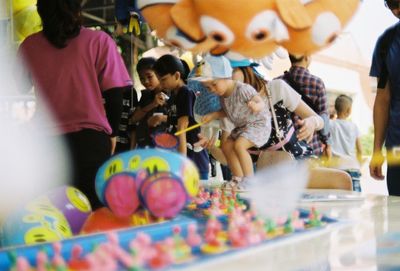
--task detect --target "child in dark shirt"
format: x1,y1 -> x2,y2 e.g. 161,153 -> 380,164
131,57 -> 170,148
153,54 -> 209,180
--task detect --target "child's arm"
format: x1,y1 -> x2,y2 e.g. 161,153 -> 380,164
131,93 -> 166,123
247,95 -> 265,113
293,100 -> 324,143
177,116 -> 189,156
202,110 -> 227,123
356,137 -> 363,165
147,114 -> 167,127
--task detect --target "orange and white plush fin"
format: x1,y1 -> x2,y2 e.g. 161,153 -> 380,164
279,0 -> 360,55
170,0 -> 206,42
276,0 -> 313,29
137,0 -> 178,38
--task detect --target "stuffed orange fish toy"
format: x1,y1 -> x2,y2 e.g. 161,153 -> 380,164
138,0 -> 360,59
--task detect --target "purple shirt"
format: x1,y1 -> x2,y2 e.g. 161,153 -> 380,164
18,28 -> 132,135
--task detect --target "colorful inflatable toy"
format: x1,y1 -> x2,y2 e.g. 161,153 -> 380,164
0,196 -> 72,247
46,186 -> 92,235
95,148 -> 200,218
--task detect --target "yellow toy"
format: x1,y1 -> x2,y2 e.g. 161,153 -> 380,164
12,0 -> 42,42
12,0 -> 36,14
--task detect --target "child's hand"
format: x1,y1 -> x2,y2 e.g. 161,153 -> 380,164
194,133 -> 215,150
153,92 -> 166,107
201,113 -> 215,124
247,100 -> 259,113
147,114 -> 166,127
247,95 -> 264,113
296,118 -> 315,143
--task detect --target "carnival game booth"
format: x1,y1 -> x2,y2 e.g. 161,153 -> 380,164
0,148 -> 338,270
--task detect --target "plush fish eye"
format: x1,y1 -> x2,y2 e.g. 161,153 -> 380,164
311,12 -> 341,46
246,11 -> 288,42
200,16 -> 234,45
165,27 -> 197,49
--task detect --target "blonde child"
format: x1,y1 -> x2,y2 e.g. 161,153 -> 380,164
330,94 -> 363,191
195,56 -> 271,188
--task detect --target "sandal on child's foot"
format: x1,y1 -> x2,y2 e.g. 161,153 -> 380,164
221,177 -> 248,192
221,180 -> 234,190
231,179 -> 249,192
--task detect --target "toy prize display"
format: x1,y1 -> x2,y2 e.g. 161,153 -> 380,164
0,149 -> 339,270
0,185 -> 337,270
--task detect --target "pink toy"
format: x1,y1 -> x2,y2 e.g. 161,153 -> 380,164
51,242 -> 66,269
68,244 -> 90,270
140,173 -> 188,218
104,174 -> 140,218
230,230 -> 247,247
148,243 -> 173,269
15,257 -> 32,271
204,216 -> 222,246
186,224 -> 202,247
129,233 -> 154,265
106,233 -> 135,268
35,251 -> 48,271
87,244 -> 117,271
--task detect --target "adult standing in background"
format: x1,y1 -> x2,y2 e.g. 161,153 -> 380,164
369,0 -> 400,195
278,54 -> 331,158
17,0 -> 132,208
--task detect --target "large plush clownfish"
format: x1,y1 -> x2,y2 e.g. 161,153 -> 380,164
137,0 -> 360,59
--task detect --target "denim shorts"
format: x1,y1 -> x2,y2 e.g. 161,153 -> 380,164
345,169 -> 362,192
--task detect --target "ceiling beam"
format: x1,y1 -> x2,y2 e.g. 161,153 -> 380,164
81,11 -> 106,24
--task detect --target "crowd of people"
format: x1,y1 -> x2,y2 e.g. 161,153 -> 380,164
16,0 -> 400,208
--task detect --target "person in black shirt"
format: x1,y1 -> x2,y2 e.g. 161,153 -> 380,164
131,57 -> 169,148
153,54 -> 209,180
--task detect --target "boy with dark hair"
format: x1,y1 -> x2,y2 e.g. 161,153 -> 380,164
131,57 -> 169,148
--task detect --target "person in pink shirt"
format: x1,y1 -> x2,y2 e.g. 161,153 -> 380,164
17,0 -> 132,208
